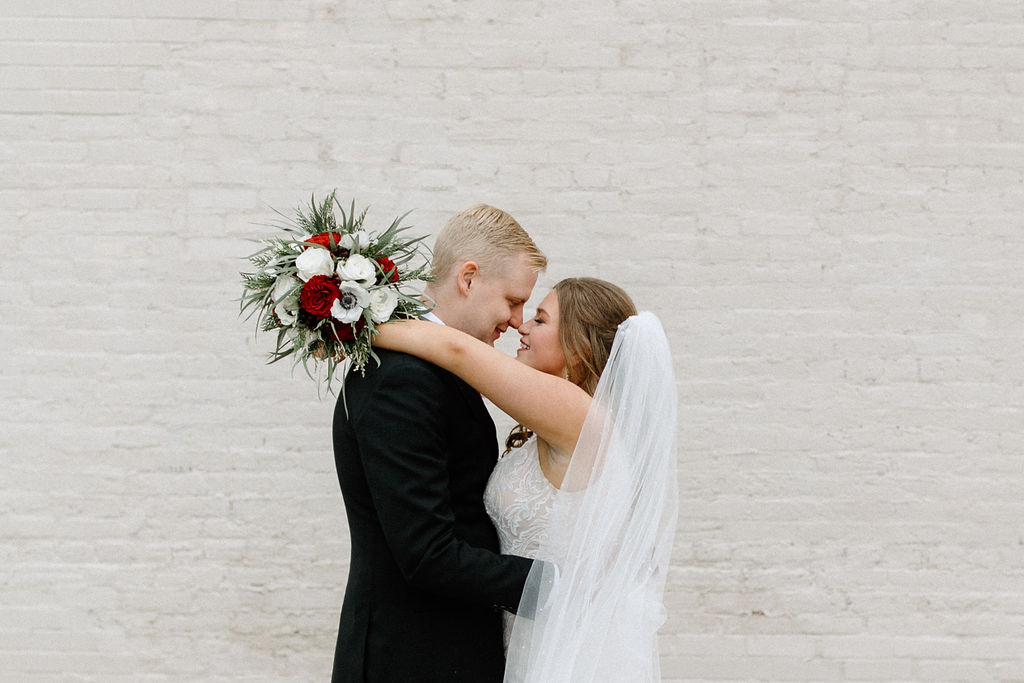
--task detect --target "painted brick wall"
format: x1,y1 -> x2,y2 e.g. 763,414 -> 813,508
2,1 -> 1023,680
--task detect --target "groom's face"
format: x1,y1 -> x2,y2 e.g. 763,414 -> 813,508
464,252 -> 538,345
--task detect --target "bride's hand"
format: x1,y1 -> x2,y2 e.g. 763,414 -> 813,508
312,341 -> 347,362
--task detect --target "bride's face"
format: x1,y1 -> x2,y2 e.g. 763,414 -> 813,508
516,289 -> 567,377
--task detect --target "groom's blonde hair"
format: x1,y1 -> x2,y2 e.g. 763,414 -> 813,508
431,204 -> 547,280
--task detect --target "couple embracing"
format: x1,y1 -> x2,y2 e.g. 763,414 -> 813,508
331,204 -> 677,682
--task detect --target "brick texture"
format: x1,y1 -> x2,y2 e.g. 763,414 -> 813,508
2,1 -> 1023,680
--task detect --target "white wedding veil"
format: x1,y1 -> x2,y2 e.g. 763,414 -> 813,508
505,312 -> 678,682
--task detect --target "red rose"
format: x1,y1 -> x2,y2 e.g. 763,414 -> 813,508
305,232 -> 345,251
376,257 -> 399,283
326,318 -> 365,342
328,322 -> 356,341
299,275 -> 341,318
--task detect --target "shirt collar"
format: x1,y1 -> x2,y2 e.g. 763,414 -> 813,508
421,311 -> 446,325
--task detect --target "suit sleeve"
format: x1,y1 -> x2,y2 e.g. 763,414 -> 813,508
350,355 -> 533,611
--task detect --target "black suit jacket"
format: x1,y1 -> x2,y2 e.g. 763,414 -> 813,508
331,348 -> 533,682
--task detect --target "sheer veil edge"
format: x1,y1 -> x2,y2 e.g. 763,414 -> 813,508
505,311 -> 679,683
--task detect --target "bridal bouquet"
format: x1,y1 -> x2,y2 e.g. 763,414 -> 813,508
240,191 -> 432,390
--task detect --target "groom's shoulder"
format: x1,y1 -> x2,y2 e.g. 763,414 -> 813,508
362,348 -> 450,386
342,350 -> 459,419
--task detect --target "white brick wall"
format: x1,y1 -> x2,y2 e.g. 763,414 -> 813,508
2,1 -> 1023,680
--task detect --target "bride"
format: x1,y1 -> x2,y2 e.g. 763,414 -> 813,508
373,277 -> 678,682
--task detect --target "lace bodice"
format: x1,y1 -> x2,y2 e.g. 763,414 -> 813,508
484,437 -> 558,560
483,436 -> 560,653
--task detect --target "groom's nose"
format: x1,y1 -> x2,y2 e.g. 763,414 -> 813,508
508,306 -> 524,330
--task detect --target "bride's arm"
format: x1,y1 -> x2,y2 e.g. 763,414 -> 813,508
373,319 -> 591,454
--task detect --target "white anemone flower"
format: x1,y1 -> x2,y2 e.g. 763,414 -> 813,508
272,275 -> 300,325
330,282 -> 370,324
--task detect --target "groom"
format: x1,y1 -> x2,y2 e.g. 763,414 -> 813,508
331,204 -> 547,682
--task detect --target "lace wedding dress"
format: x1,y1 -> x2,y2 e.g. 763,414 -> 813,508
483,436 -> 559,648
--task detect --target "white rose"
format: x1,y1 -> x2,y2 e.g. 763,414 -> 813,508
336,253 -> 376,285
368,287 -> 399,323
294,247 -> 334,282
330,282 -> 370,324
272,276 -> 300,325
338,230 -> 369,252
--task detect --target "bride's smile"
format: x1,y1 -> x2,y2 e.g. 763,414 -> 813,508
514,290 -> 566,378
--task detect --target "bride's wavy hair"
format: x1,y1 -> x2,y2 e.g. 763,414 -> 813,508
505,277 -> 637,452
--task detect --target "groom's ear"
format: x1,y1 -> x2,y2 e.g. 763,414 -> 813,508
456,261 -> 479,297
